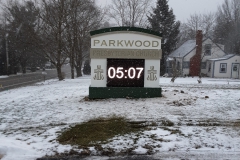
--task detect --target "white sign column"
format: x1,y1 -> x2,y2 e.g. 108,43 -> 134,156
91,59 -> 106,87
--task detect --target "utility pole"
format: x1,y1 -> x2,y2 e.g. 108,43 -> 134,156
6,33 -> 9,75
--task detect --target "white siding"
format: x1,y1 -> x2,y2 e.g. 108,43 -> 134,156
202,39 -> 226,75
213,60 -> 231,78
183,69 -> 190,76
213,55 -> 240,78
202,39 -> 225,61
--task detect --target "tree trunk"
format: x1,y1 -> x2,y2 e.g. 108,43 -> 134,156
71,63 -> 74,79
75,64 -> 82,77
14,66 -> 18,74
198,61 -> 202,83
171,59 -> 178,83
21,62 -> 27,74
22,67 -> 26,74
75,48 -> 82,77
70,52 -> 74,79
56,63 -> 63,80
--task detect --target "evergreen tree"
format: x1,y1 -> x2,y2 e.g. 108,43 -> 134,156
148,0 -> 180,75
6,1 -> 42,73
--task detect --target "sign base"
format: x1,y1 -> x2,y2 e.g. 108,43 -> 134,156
89,86 -> 162,99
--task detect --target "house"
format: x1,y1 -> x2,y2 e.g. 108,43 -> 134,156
167,30 -> 226,77
207,54 -> 240,79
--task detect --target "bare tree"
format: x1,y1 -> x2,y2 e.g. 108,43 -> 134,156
214,0 -> 240,55
108,0 -> 152,27
36,0 -> 102,80
38,0 -> 69,80
179,12 -> 215,45
65,0 -> 102,78
1,0 -> 103,79
170,58 -> 181,82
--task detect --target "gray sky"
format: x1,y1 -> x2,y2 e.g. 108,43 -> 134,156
97,0 -> 226,22
168,0 -> 225,22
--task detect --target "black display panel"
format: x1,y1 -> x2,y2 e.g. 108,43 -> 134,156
107,59 -> 145,87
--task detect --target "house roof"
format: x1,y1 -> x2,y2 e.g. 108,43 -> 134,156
207,54 -> 238,61
168,38 -> 225,58
168,40 -> 196,58
166,57 -> 174,61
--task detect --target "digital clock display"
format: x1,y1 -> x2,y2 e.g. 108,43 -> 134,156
107,59 -> 144,87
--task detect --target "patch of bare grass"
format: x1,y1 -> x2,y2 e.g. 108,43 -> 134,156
58,116 -> 143,147
233,121 -> 240,127
161,126 -> 184,136
161,119 -> 174,126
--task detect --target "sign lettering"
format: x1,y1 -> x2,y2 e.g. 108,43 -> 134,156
93,40 -> 160,48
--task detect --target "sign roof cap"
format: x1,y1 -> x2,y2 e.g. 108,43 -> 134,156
90,26 -> 162,37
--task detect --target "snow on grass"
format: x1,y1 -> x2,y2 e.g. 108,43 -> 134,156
0,76 -> 8,79
0,77 -> 240,159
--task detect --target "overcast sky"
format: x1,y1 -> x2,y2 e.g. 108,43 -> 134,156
97,0 -> 226,23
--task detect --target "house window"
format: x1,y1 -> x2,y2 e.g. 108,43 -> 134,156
166,61 -> 172,68
201,62 -> 206,69
220,63 -> 227,73
205,44 -> 212,56
183,61 -> 190,68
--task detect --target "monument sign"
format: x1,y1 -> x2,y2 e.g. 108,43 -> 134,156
89,27 -> 162,99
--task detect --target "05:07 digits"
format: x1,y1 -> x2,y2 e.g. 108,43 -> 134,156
108,67 -> 144,79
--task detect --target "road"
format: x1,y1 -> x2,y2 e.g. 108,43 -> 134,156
0,65 -> 71,91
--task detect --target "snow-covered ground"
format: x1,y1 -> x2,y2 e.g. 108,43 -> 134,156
0,76 -> 8,79
0,76 -> 240,160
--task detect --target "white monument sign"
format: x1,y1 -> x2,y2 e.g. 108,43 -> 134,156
89,27 -> 162,99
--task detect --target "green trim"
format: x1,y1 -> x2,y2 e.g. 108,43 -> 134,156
90,27 -> 162,37
89,86 -> 162,99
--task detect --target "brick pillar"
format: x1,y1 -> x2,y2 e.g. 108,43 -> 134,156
190,30 -> 202,76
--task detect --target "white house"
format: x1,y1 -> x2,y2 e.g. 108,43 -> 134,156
167,30 -> 226,77
207,54 -> 240,79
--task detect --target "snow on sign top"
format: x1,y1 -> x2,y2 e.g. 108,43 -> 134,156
90,27 -> 162,37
